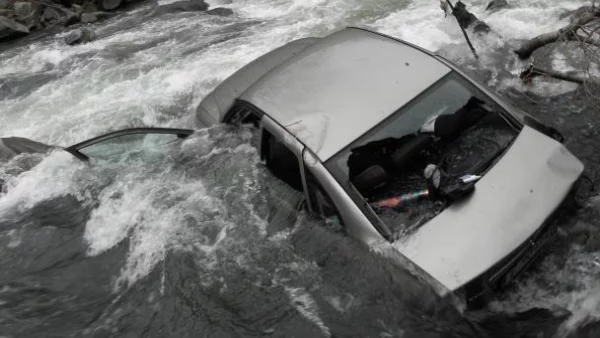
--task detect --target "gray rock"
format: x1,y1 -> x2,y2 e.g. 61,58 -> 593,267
0,0 -> 10,10
94,11 -> 113,20
154,0 -> 209,16
80,12 -> 98,23
13,1 -> 40,29
82,1 -> 99,13
64,29 -> 82,45
584,232 -> 600,251
71,4 -> 83,16
59,7 -> 80,26
41,6 -> 61,25
588,194 -> 600,212
559,6 -> 598,23
0,15 -> 30,33
485,0 -> 508,12
207,7 -> 233,16
64,27 -> 95,45
97,0 -> 122,11
13,2 -> 33,20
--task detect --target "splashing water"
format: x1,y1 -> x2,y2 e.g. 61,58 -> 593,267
1,0 -> 600,336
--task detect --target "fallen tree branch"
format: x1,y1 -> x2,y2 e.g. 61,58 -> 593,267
446,0 -> 479,59
514,11 -> 600,59
519,64 -> 590,84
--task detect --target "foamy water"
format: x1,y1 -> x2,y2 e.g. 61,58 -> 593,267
1,0 -> 598,335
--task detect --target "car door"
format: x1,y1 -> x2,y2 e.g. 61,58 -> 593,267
65,128 -> 193,161
258,116 -> 309,231
302,148 -> 390,244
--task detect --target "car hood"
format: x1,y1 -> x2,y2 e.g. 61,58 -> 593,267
393,126 -> 584,292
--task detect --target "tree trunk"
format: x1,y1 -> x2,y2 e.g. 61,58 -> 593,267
514,12 -> 600,59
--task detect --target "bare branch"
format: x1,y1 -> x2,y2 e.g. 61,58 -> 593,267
520,64 -> 590,84
514,12 -> 600,59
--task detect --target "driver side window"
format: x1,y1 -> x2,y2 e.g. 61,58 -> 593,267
305,169 -> 344,233
260,129 -> 305,233
261,130 -> 303,191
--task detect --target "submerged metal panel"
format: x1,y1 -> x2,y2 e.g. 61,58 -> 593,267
393,126 -> 584,291
241,28 -> 451,160
0,137 -> 54,162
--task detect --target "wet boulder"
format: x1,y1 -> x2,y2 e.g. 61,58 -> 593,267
485,0 -> 508,12
38,4 -> 79,27
97,0 -> 123,11
80,12 -> 98,23
0,15 -> 30,40
154,0 -> 209,16
64,27 -> 96,45
13,2 -> 34,20
6,1 -> 42,30
207,7 -> 233,16
41,6 -> 62,25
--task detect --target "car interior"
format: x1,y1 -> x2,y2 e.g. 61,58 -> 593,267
347,95 -> 519,235
224,79 -> 521,238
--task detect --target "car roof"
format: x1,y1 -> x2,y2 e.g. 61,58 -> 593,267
240,27 -> 451,160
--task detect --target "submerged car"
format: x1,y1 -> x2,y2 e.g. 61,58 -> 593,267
2,28 -> 583,305
194,27 -> 584,303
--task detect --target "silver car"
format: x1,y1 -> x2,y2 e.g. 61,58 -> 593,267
194,27 -> 584,304
13,27 -> 581,305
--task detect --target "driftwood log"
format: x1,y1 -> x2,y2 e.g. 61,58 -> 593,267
514,8 -> 600,59
519,64 -> 589,84
514,5 -> 600,90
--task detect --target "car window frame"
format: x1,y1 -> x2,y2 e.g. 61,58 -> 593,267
260,116 -> 311,200
223,99 -> 264,127
322,71 -> 524,240
64,127 -> 194,161
303,165 -> 342,220
303,148 -> 390,243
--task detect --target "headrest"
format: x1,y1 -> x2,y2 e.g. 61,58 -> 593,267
351,164 -> 388,196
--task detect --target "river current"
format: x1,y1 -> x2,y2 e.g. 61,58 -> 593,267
1,0 -> 600,337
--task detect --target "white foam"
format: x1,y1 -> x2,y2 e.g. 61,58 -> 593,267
489,248 -> 600,336
0,151 -> 85,216
0,0 -> 595,306
5,229 -> 21,248
82,158 -> 228,289
285,286 -> 331,337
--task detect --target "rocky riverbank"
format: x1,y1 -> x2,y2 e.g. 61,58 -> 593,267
0,0 -> 232,44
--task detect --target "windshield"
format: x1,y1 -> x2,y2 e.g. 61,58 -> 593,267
325,72 -> 518,237
325,72 -> 509,186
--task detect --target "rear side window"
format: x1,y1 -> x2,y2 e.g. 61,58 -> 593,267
224,101 -> 262,127
305,169 -> 344,233
261,131 -> 303,191
305,170 -> 339,218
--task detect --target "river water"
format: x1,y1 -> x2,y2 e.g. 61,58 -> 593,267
1,0 -> 600,337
